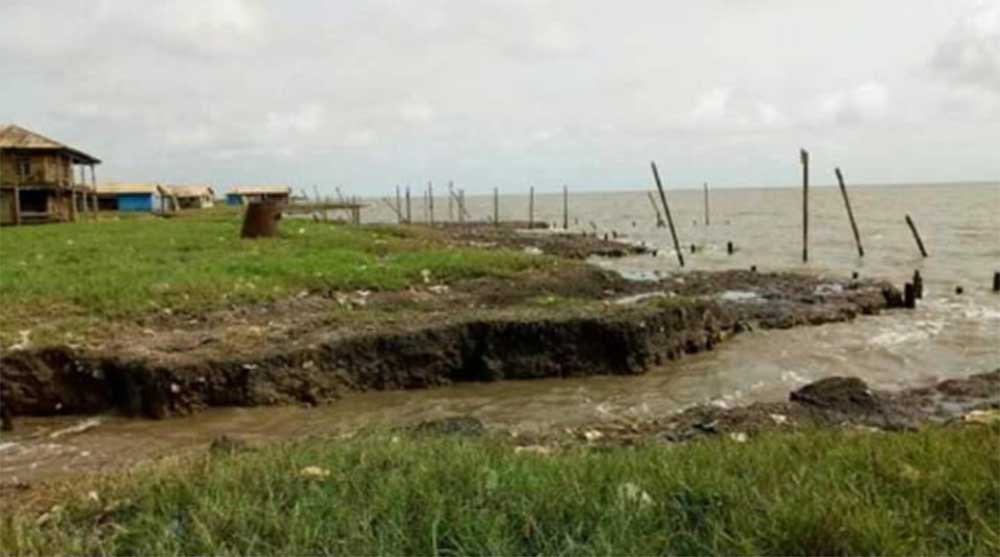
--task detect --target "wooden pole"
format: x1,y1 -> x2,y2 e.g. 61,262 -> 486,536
703,182 -> 710,226
428,181 -> 434,225
13,151 -> 21,226
646,191 -> 665,227
493,187 -> 499,226
562,185 -> 568,230
405,186 -> 411,224
835,168 -> 864,257
395,186 -> 402,224
801,149 -> 809,263
650,161 -> 684,267
528,186 -> 534,229
89,163 -> 98,218
905,214 -> 928,257
448,181 -> 454,221
459,189 -> 466,224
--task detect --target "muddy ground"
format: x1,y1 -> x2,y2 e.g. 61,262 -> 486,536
0,228 -> 903,423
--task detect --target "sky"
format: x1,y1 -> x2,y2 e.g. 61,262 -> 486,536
1,0 -> 998,195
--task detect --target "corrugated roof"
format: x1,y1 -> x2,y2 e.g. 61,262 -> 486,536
228,185 -> 291,195
97,183 -> 161,195
0,124 -> 101,164
165,185 -> 214,198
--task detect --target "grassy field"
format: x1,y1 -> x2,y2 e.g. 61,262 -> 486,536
0,209 -> 556,343
3,425 -> 997,556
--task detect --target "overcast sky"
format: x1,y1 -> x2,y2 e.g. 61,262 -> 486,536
1,0 -> 998,194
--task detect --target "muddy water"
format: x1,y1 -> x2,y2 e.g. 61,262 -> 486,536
3,183 -> 998,483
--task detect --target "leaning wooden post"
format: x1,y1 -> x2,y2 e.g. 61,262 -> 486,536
650,161 -> 684,267
405,186 -> 412,224
562,185 -> 569,229
528,186 -> 534,228
493,187 -> 499,226
801,149 -> 809,263
646,191 -> 665,227
835,168 -> 864,257
395,185 -> 402,224
905,214 -> 928,257
703,182 -> 710,226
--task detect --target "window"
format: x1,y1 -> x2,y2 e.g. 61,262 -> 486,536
16,157 -> 30,180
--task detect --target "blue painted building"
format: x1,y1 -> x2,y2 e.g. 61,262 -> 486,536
96,183 -> 163,212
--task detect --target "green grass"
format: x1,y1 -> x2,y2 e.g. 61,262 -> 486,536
4,426 -> 998,556
0,211 -> 555,341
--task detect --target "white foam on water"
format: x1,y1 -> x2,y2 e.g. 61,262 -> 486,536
0,442 -> 18,453
869,320 -> 946,347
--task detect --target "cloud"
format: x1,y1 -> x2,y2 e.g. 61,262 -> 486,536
808,83 -> 890,126
929,0 -> 1000,92
686,89 -> 789,132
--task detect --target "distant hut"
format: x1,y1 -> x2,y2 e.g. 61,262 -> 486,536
226,185 -> 291,206
96,183 -> 165,212
166,185 -> 215,209
0,124 -> 101,225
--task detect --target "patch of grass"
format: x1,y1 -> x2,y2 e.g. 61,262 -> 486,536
0,211 -> 555,342
3,426 -> 997,556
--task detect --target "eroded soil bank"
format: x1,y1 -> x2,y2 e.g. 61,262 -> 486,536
1,264 -> 902,421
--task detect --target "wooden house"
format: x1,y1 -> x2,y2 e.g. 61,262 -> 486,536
166,185 -> 215,209
0,124 -> 101,225
96,183 -> 165,212
226,185 -> 291,206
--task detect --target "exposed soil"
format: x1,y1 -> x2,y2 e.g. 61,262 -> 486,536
0,229 -> 904,424
435,223 -> 653,259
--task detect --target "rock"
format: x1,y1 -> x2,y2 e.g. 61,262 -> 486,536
414,416 -> 486,436
790,376 -> 879,414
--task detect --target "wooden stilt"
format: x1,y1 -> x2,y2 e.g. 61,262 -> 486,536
650,161 -> 684,267
801,149 -> 809,263
395,185 -> 402,224
835,168 -> 864,257
405,186 -> 411,224
13,154 -> 21,226
428,181 -> 434,225
703,182 -> 710,226
448,181 -> 454,221
528,186 -> 534,229
562,185 -> 569,230
493,187 -> 499,226
905,215 -> 928,257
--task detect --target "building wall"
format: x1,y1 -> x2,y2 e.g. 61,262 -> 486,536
0,151 -> 73,187
117,193 -> 156,212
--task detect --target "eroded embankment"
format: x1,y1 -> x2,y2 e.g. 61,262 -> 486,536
0,272 -> 902,421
